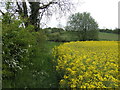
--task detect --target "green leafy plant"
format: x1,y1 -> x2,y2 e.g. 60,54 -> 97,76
2,14 -> 36,79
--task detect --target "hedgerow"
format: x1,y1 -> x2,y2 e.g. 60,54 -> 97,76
2,19 -> 37,78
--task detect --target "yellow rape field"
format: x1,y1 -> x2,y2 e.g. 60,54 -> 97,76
52,41 -> 119,88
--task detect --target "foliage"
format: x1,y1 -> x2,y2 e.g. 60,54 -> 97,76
43,27 -> 64,34
44,27 -> 119,42
2,2 -> 60,88
2,41 -> 61,88
32,30 -> 47,50
112,28 -> 120,34
2,19 -> 37,78
48,32 -> 61,41
2,12 -> 60,88
52,41 -> 119,88
66,12 -> 99,40
99,28 -> 120,34
43,27 -> 66,42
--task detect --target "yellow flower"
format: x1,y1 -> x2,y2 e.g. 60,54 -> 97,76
78,75 -> 83,80
59,79 -> 66,85
80,85 -> 86,88
52,41 -> 119,88
70,84 -> 76,88
64,75 -> 68,79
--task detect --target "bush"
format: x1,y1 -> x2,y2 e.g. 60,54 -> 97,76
2,19 -> 37,79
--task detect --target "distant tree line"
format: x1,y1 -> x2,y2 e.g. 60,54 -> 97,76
43,27 -> 64,33
99,28 -> 120,34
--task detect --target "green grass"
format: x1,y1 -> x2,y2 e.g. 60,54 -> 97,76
47,30 -> 119,41
61,31 -> 119,41
3,41 -> 62,88
98,32 -> 119,41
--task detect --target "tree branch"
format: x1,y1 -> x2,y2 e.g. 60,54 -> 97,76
16,1 -> 23,15
39,1 -> 58,10
0,10 -> 5,15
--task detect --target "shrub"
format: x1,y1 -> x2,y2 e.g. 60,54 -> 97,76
2,19 -> 36,79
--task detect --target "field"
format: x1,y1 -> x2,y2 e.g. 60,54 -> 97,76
46,31 -> 119,42
98,32 -> 119,41
52,41 -> 119,88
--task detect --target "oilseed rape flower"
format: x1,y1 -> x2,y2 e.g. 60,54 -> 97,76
52,41 -> 119,88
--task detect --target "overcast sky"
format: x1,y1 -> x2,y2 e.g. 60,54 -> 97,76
47,0 -> 119,29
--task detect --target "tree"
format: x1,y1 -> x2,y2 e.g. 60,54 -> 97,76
113,28 -> 120,34
0,0 -> 74,31
66,12 -> 99,40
